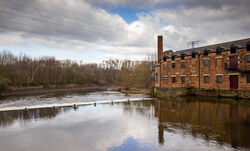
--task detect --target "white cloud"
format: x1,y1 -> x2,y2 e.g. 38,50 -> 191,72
0,0 -> 249,61
149,4 -> 250,50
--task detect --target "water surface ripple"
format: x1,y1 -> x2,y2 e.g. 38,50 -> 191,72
0,92 -> 249,151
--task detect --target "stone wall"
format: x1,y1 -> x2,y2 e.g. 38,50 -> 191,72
153,87 -> 250,99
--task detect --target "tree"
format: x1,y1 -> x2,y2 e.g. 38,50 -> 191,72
0,77 -> 8,93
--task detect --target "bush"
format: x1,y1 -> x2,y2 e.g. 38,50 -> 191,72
0,77 -> 8,93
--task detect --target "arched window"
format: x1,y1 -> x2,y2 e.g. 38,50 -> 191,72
216,47 -> 223,55
171,55 -> 175,61
192,51 -> 196,58
247,42 -> 250,52
181,54 -> 185,60
203,49 -> 209,56
163,56 -> 167,61
230,45 -> 237,54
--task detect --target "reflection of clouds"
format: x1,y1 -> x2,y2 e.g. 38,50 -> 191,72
0,100 -> 241,151
0,103 -> 158,151
107,136 -> 161,151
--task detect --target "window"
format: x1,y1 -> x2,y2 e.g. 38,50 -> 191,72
172,103 -> 177,109
192,52 -> 196,58
163,76 -> 167,80
172,63 -> 176,69
204,59 -> 209,66
216,50 -> 221,55
204,76 -> 209,83
216,75 -> 222,83
172,77 -> 176,83
181,62 -> 185,69
247,74 -> 250,83
155,73 -> 158,83
171,55 -> 175,60
216,47 -> 222,55
203,49 -> 209,56
247,42 -> 250,52
230,45 -> 236,54
181,54 -> 185,60
163,56 -> 167,61
247,55 -> 250,63
181,76 -> 185,84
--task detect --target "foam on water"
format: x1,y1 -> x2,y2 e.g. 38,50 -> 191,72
0,91 -> 152,111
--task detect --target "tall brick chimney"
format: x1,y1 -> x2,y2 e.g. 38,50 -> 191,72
158,35 -> 163,63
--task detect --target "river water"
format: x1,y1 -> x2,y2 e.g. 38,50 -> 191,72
0,91 -> 249,151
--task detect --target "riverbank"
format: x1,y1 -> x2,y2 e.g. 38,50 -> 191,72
0,85 -> 109,97
109,86 -> 151,95
120,88 -> 151,95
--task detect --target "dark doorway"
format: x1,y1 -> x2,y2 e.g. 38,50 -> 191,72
229,55 -> 238,69
230,75 -> 238,89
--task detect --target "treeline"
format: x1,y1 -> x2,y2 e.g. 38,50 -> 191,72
0,51 -> 156,92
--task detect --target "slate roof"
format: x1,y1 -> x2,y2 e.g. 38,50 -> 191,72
163,38 -> 250,57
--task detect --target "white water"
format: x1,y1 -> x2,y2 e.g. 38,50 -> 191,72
0,91 -> 152,111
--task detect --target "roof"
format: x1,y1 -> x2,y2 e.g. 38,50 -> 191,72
163,38 -> 250,57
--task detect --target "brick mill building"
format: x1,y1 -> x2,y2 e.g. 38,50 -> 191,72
153,36 -> 250,98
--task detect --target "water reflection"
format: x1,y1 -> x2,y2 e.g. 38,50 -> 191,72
0,96 -> 249,151
0,107 -> 72,127
155,97 -> 250,149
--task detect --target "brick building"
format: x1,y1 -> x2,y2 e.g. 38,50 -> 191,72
154,35 -> 250,91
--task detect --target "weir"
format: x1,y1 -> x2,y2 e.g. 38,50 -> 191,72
0,98 -> 154,112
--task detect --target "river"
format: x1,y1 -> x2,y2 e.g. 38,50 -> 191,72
0,91 -> 249,151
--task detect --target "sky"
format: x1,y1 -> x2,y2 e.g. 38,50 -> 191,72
0,0 -> 250,63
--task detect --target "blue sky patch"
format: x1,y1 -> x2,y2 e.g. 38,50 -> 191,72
107,6 -> 150,23
107,136 -> 161,151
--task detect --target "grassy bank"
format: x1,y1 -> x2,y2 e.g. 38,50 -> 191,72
1,84 -> 109,97
120,88 -> 151,95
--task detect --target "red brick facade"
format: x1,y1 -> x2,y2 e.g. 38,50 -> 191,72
154,36 -> 250,90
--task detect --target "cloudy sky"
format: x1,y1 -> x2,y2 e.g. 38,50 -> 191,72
0,0 -> 249,63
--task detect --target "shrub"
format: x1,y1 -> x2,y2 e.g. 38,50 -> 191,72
0,77 -> 8,93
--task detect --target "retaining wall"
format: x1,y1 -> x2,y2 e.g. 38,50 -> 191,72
153,87 -> 250,99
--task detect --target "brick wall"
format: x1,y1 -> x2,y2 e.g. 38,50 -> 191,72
154,65 -> 160,87
156,48 -> 250,90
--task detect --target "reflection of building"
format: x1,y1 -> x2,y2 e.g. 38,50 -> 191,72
153,36 -> 250,97
154,98 -> 250,148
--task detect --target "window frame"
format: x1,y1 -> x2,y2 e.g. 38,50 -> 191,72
192,52 -> 196,58
203,59 -> 209,67
163,56 -> 167,61
204,76 -> 209,83
181,62 -> 185,69
172,63 -> 176,69
216,75 -> 222,84
171,55 -> 175,61
181,76 -> 185,84
216,47 -> 222,55
247,55 -> 250,63
230,45 -> 237,54
247,42 -> 250,52
172,77 -> 176,83
181,54 -> 185,60
203,49 -> 209,56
